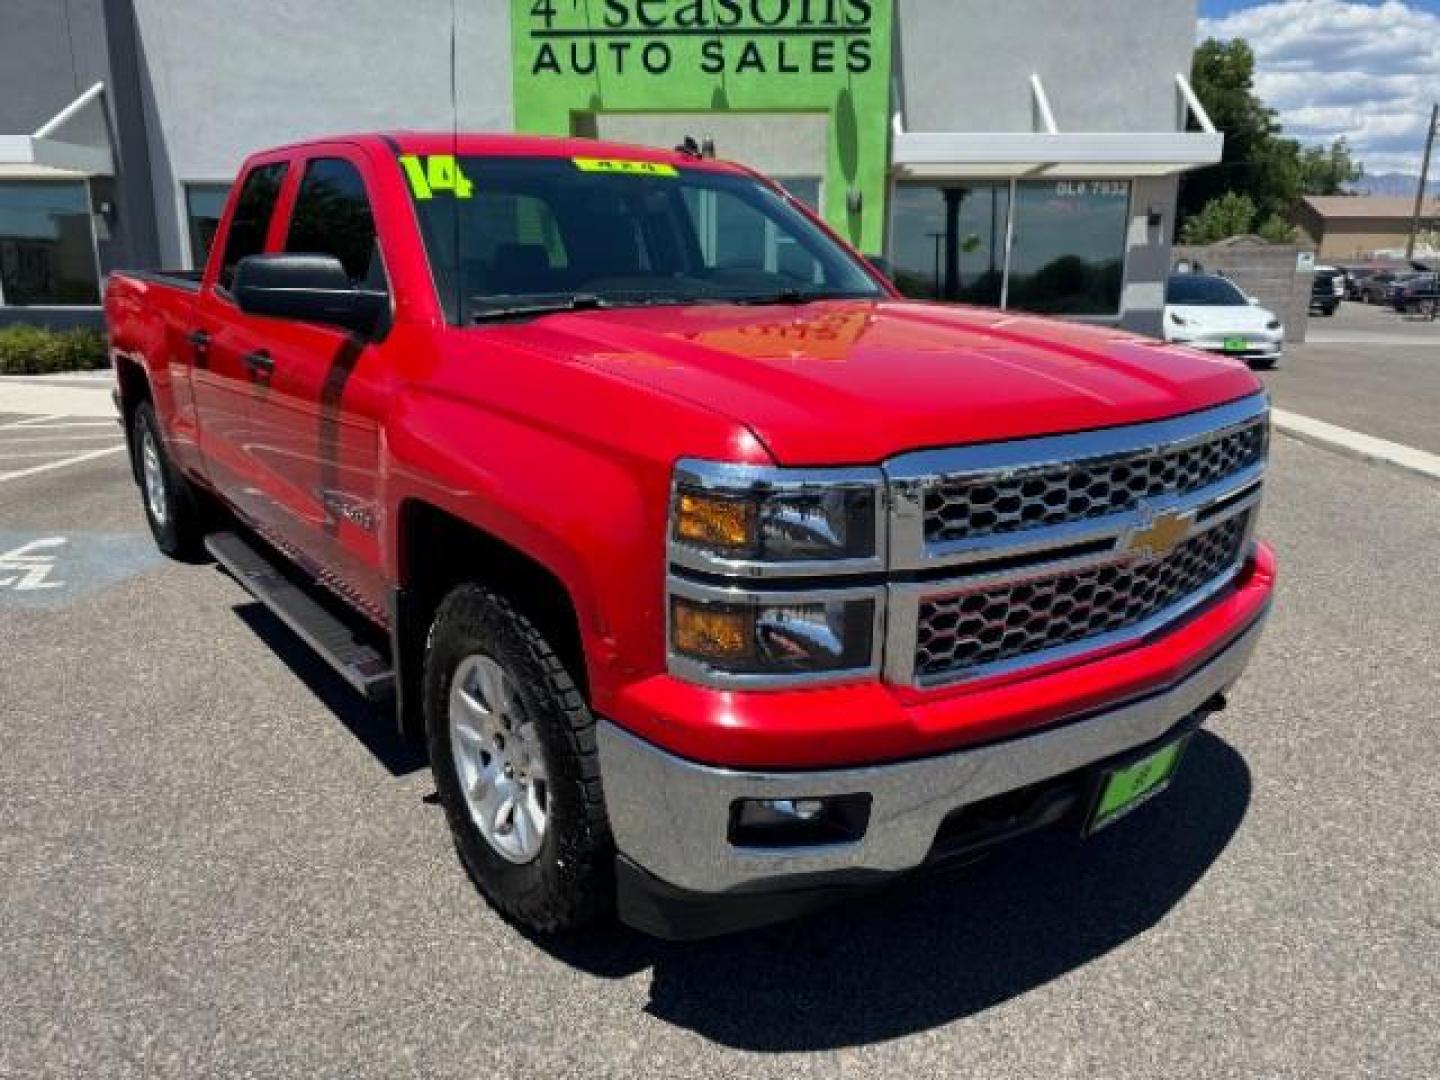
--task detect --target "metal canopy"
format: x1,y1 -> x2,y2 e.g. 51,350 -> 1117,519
891,74 -> 1223,179
0,83 -> 114,177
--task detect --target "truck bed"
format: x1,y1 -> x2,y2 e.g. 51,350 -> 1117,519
122,269 -> 204,292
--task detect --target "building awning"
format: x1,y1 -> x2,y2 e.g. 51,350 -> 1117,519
891,74 -> 1223,180
0,83 -> 114,178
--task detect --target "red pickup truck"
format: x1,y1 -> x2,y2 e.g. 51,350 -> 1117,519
106,133 -> 1274,939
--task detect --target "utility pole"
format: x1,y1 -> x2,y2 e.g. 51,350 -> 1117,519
1406,103 -> 1438,260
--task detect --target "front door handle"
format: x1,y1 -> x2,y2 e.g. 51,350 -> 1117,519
244,349 -> 274,376
186,328 -> 210,349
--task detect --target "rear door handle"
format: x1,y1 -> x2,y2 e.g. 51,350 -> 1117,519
244,349 -> 274,375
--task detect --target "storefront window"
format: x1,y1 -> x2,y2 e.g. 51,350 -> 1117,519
888,178 -> 1130,315
890,183 -> 1008,305
0,181 -> 100,306
1007,180 -> 1130,315
185,184 -> 230,270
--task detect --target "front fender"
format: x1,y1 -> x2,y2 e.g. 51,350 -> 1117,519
382,364 -> 764,713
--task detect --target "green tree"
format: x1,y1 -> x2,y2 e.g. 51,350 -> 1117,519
1256,213 -> 1297,244
1181,40 -> 1291,225
1298,137 -> 1364,195
1181,191 -> 1256,244
1180,39 -> 1362,239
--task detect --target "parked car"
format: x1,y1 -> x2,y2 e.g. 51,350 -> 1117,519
1391,272 -> 1439,313
1163,273 -> 1285,368
1360,270 -> 1405,303
1340,265 -> 1398,300
1310,266 -> 1343,316
105,134 -> 1275,940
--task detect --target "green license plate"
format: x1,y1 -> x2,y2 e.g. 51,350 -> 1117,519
1087,737 -> 1189,834
1222,336 -> 1248,352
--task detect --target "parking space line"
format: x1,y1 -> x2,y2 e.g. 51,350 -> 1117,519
1,420 -> 117,429
0,434 -> 125,445
0,445 -> 128,482
0,413 -> 67,430
0,451 -> 109,460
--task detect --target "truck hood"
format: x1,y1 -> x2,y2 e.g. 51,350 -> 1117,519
492,299 -> 1262,465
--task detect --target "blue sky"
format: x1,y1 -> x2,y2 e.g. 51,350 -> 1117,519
1196,0 -> 1440,175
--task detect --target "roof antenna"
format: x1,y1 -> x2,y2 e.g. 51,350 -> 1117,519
674,136 -> 703,159
449,0 -> 461,322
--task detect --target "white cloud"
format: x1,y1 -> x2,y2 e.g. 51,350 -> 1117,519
1198,0 -> 1440,175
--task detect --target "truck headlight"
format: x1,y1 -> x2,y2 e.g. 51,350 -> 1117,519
668,584 -> 881,684
670,460 -> 884,570
667,461 -> 886,686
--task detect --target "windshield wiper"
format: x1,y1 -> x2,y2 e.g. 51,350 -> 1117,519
732,287 -> 811,306
470,293 -> 605,322
730,288 -> 873,306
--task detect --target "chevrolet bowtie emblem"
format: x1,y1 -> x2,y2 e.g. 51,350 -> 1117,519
1126,509 -> 1191,561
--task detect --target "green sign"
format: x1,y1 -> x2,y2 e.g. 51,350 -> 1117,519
511,0 -> 894,253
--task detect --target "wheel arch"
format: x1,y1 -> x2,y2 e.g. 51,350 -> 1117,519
112,351 -> 152,482
390,499 -> 591,743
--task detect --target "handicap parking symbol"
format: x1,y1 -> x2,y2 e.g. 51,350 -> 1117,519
0,532 -> 163,610
0,536 -> 67,591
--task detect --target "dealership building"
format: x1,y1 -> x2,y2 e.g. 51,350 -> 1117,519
1,0 -> 1220,334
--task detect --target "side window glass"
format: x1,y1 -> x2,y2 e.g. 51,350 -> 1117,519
285,157 -> 385,291
218,162 -> 287,292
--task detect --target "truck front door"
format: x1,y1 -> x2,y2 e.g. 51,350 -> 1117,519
241,149 -> 391,621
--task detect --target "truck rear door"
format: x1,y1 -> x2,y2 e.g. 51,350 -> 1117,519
189,156 -> 291,508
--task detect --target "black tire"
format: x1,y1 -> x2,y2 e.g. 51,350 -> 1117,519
1249,356 -> 1278,371
425,584 -> 612,934
131,401 -> 204,558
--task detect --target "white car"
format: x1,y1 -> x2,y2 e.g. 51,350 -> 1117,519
1163,273 -> 1284,369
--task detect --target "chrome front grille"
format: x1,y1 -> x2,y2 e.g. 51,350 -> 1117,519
923,414 -> 1267,544
883,394 -> 1269,688
914,513 -> 1250,681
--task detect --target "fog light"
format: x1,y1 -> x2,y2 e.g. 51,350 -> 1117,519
768,798 -> 824,821
729,793 -> 871,848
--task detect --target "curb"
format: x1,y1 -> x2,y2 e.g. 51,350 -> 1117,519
0,376 -> 116,419
1272,408 -> 1440,483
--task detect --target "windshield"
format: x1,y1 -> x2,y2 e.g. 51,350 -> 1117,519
1165,274 -> 1248,307
399,154 -> 885,322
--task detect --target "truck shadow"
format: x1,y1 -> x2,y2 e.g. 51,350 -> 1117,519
544,729 -> 1251,1050
231,601 -> 426,777
216,592 -> 1251,1046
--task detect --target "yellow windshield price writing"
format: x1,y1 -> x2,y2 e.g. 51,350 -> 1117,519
398,154 -> 474,199
572,157 -> 678,178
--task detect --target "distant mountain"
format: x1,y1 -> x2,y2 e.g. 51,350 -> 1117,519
1345,172 -> 1440,198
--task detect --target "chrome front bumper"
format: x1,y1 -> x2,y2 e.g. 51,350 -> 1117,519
599,611 -> 1268,895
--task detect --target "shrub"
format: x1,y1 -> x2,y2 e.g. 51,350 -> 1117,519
1181,192 -> 1257,245
0,325 -> 109,375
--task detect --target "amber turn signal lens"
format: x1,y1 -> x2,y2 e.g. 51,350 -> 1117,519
671,598 -> 754,664
674,491 -> 756,553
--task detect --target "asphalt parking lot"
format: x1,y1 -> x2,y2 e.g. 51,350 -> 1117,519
1269,301 -> 1440,453
1,368 -> 1438,1077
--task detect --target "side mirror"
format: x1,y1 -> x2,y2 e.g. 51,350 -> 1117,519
233,253 -> 387,336
866,255 -> 894,282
